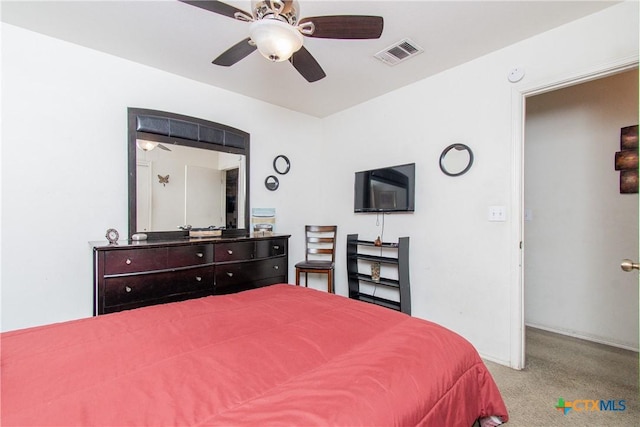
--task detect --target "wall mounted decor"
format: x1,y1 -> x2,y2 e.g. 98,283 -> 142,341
614,125 -> 638,194
273,155 -> 291,175
265,175 -> 279,191
439,143 -> 474,176
157,174 -> 170,186
127,108 -> 250,240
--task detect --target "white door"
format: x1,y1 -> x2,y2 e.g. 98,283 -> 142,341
136,160 -> 152,232
184,165 -> 223,227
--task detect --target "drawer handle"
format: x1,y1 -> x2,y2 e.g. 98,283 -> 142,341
196,253 -> 204,258
227,250 -> 233,255
273,245 -> 280,250
273,265 -> 279,270
125,259 -> 132,265
226,272 -> 233,277
125,286 -> 132,293
195,276 -> 202,282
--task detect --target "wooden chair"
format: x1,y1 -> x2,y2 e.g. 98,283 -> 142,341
295,225 -> 338,293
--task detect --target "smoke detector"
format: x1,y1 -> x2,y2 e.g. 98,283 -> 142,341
374,38 -> 424,66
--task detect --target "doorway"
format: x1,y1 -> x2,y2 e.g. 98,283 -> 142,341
225,168 -> 239,228
523,70 -> 639,357
510,59 -> 639,369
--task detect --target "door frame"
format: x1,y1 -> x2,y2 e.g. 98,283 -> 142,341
509,55 -> 639,370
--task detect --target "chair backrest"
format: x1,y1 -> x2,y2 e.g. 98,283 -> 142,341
304,225 -> 337,263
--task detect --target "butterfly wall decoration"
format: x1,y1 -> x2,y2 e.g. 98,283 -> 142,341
158,174 -> 170,186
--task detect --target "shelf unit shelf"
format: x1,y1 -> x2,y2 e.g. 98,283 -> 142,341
346,234 -> 410,315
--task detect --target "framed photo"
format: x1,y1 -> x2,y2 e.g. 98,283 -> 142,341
620,170 -> 638,194
621,125 -> 638,150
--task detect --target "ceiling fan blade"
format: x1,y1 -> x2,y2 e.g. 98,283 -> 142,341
299,16 -> 383,39
179,0 -> 251,20
213,38 -> 257,66
289,46 -> 326,83
158,143 -> 171,152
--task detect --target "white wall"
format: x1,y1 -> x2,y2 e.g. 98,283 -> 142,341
524,70 -> 639,350
1,1 -> 638,368
0,23 -> 323,331
322,1 -> 639,365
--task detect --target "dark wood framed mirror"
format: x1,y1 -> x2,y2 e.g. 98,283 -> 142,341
128,108 -> 250,239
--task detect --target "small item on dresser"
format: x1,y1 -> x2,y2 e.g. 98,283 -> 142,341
374,236 -> 382,247
131,233 -> 147,241
105,228 -> 119,244
189,229 -> 222,238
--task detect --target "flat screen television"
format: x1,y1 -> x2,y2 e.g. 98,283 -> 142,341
354,163 -> 415,213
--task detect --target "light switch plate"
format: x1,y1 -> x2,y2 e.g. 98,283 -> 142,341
488,206 -> 506,222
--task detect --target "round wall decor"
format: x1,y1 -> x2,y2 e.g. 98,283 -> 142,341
273,155 -> 291,175
439,143 -> 474,177
265,175 -> 280,191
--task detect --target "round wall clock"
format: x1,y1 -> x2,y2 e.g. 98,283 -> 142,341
105,228 -> 119,244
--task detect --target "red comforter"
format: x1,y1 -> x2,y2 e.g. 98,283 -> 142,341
1,284 -> 507,426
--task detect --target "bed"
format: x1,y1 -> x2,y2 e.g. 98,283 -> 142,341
1,284 -> 508,426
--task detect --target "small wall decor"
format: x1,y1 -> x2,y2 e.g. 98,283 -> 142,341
273,155 -> 291,175
264,175 -> 279,191
614,125 -> 638,194
157,174 -> 170,186
439,143 -> 474,176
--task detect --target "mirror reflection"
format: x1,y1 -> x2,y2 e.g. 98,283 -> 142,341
136,141 -> 246,232
440,143 -> 474,177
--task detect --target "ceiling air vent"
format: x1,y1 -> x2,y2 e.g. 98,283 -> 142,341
374,38 -> 424,66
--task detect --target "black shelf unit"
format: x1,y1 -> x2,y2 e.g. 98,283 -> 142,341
346,234 -> 410,315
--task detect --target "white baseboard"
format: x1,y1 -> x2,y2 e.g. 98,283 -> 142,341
525,322 -> 639,353
478,353 -> 518,369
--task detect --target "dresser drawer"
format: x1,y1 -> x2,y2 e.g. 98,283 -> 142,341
103,266 -> 214,308
255,238 -> 287,258
167,244 -> 214,268
215,241 -> 255,262
215,258 -> 286,291
254,256 -> 287,280
104,248 -> 167,275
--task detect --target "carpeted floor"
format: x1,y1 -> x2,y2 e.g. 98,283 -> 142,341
483,327 -> 638,426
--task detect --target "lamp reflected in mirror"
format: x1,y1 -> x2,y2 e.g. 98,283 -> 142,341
136,139 -> 171,152
439,143 -> 474,177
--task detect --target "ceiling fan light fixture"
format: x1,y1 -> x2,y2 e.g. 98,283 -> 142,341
249,19 -> 303,62
136,139 -> 158,151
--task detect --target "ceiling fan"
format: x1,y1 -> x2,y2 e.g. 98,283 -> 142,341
180,0 -> 384,82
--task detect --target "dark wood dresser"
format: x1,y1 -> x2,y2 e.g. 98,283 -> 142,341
92,234 -> 289,315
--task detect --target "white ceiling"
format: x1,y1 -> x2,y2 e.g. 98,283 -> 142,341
1,0 -> 619,118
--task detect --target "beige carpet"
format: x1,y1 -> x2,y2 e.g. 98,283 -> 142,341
483,327 -> 638,426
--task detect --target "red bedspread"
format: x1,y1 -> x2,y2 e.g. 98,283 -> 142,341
1,284 -> 507,426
